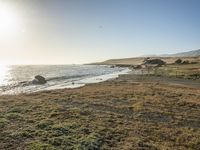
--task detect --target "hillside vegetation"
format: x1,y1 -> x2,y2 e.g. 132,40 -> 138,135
95,56 -> 200,66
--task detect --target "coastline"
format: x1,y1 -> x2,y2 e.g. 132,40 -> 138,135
0,72 -> 200,149
44,67 -> 131,91
0,65 -> 131,95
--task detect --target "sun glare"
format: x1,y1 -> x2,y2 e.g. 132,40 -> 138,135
0,65 -> 9,85
0,4 -> 18,35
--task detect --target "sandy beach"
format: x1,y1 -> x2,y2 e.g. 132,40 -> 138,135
0,73 -> 200,149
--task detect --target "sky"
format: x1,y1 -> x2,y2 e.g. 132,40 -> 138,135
0,0 -> 199,64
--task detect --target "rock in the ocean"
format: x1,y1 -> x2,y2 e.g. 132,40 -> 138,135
32,75 -> 47,84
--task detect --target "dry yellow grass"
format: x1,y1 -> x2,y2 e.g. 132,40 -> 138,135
95,56 -> 200,65
0,74 -> 200,149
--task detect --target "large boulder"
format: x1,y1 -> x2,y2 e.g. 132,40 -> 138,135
174,58 -> 182,64
32,75 -> 47,84
144,59 -> 166,66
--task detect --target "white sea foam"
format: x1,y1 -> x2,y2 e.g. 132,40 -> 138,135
0,65 -> 131,95
45,67 -> 131,90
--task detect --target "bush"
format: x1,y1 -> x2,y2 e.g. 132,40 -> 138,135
144,59 -> 166,65
5,112 -> 23,120
27,141 -> 56,150
37,120 -> 54,129
190,61 -> 198,64
49,137 -> 63,146
77,133 -> 103,150
8,107 -> 24,113
0,118 -> 9,128
51,124 -> 70,136
188,73 -> 200,79
175,59 -> 182,64
182,60 -> 190,64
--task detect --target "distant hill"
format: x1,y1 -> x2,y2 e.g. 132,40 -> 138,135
161,49 -> 200,57
92,49 -> 200,65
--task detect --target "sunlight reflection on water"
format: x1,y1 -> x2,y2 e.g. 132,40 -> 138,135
0,65 -> 9,85
0,65 -> 130,95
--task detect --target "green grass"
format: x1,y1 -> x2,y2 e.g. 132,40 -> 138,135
27,141 -> 56,150
153,63 -> 200,79
0,117 -> 9,128
0,76 -> 200,149
5,112 -> 23,120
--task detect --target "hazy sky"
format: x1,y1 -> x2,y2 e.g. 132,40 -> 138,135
0,0 -> 199,64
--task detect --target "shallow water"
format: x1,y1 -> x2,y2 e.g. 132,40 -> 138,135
0,65 -> 130,95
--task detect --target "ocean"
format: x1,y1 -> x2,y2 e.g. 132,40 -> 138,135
0,65 -> 130,95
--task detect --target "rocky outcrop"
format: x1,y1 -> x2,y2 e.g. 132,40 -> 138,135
144,59 -> 166,66
32,75 -> 47,84
174,59 -> 182,64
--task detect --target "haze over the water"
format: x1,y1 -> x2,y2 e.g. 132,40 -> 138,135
0,0 -> 199,64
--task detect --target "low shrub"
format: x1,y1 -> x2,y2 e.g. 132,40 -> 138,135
0,118 -> 9,128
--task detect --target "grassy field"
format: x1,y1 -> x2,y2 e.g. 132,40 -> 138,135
94,56 -> 200,65
0,72 -> 200,149
151,63 -> 200,80
94,56 -> 200,80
